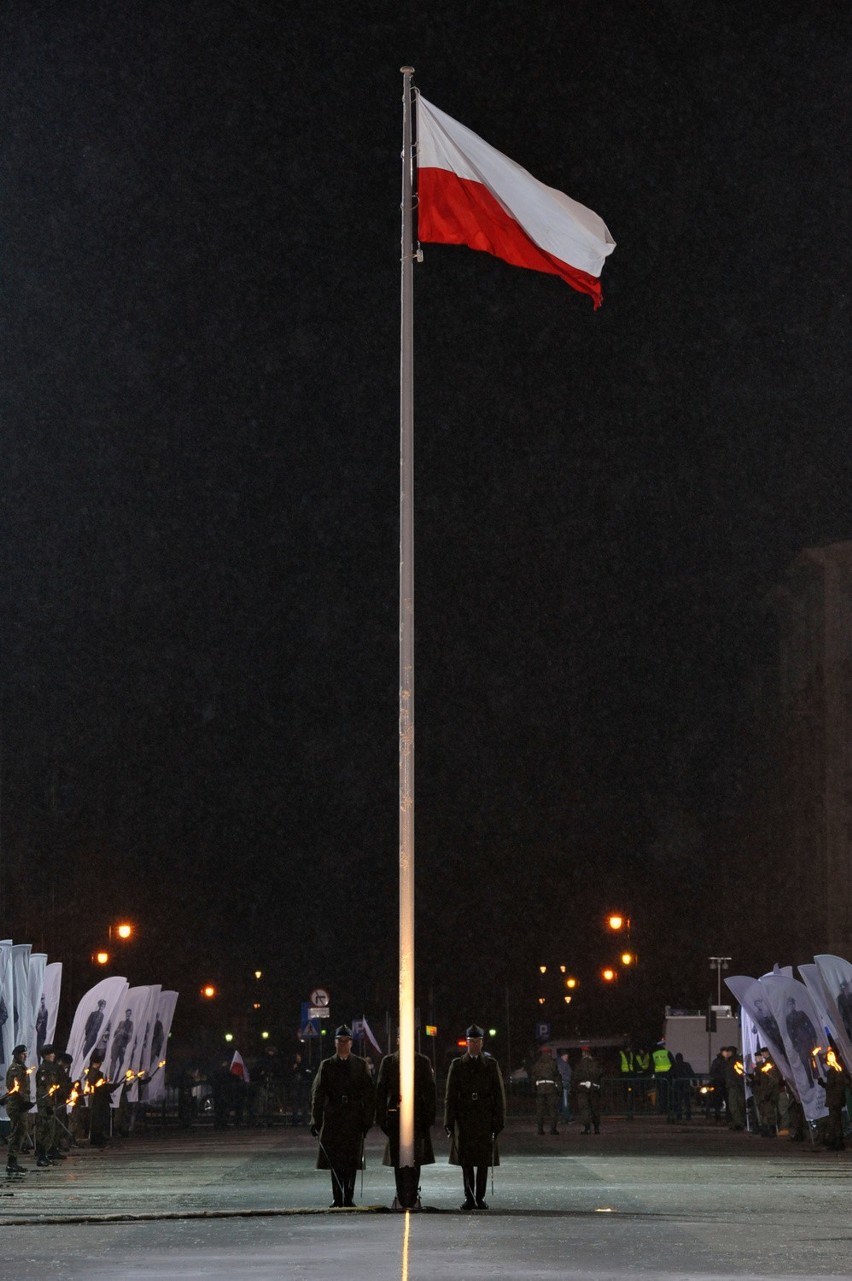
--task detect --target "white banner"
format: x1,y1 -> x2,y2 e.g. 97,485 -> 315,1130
66,975 -> 129,1080
726,974 -> 796,1088
0,941 -> 13,1121
104,986 -> 154,1104
39,963 -> 63,1059
799,963 -> 835,1055
144,991 -> 178,1104
11,943 -> 32,1050
813,954 -> 852,1066
125,986 -> 160,1103
760,973 -> 827,1122
26,953 -> 47,1069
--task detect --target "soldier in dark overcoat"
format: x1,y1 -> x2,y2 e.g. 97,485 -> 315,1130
375,1043 -> 436,1204
310,1025 -> 374,1207
444,1024 -> 505,1211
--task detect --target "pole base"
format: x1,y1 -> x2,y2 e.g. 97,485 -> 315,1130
395,1165 -> 420,1209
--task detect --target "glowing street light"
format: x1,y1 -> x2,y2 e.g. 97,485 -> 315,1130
201,984 -> 217,999
95,951 -> 110,966
607,914 -> 625,931
621,952 -> 635,966
116,922 -> 133,940
601,967 -> 617,983
565,976 -> 578,989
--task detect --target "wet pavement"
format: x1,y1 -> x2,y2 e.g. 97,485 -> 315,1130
2,1116 -> 849,1278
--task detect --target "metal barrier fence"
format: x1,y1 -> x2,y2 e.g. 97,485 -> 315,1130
506,1074 -> 716,1120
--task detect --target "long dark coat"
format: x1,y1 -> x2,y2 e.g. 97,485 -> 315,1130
310,1053 -> 374,1170
444,1052 -> 505,1167
375,1050 -> 436,1168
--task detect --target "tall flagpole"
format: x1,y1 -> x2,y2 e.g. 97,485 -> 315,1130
398,65 -> 417,1201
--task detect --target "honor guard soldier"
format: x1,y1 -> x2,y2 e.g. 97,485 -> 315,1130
375,1037 -> 437,1207
444,1025 -> 505,1210
310,1025 -> 374,1207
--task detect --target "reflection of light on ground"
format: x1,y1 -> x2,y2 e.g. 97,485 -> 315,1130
401,1208 -> 411,1281
595,1206 -> 615,1213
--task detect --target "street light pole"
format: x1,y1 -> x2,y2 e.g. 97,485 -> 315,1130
708,956 -> 731,1007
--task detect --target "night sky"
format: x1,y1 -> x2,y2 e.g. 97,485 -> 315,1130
1,3 -> 850,1050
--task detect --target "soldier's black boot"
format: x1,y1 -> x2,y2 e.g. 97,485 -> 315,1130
36,1151 -> 51,1168
6,1159 -> 27,1176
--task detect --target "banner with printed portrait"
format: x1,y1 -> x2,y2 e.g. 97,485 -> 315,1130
0,940 -> 13,1120
26,953 -> 47,1069
760,973 -> 827,1122
813,955 -> 852,1071
144,990 -> 178,1104
37,962 -> 62,1062
66,975 -> 129,1081
798,963 -> 849,1065
726,974 -> 796,1089
104,985 -> 153,1102
125,985 -> 160,1103
11,943 -> 32,1051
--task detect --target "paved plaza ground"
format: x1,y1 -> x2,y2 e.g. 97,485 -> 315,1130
2,1116 -> 850,1279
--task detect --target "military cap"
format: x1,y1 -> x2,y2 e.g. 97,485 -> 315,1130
12,1044 -> 27,1057
334,1025 -> 353,1039
465,1025 -> 485,1039
41,1043 -> 56,1056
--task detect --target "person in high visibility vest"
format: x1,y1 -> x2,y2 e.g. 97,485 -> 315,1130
652,1042 -> 674,1114
618,1046 -> 636,1113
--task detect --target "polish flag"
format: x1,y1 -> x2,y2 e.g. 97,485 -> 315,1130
230,1050 -> 250,1083
416,97 -> 615,307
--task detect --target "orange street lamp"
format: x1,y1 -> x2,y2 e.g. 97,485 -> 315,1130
116,922 -> 133,940
94,951 -> 110,966
539,964 -> 547,974
601,967 -> 617,983
607,914 -> 624,931
565,977 -> 578,989
621,952 -> 635,966
201,984 -> 217,999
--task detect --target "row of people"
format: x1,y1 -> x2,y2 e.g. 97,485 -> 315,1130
710,1042 -> 851,1146
3,1043 -> 160,1176
310,1023 -> 505,1210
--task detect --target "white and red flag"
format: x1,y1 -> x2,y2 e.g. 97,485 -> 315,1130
416,96 -> 615,307
230,1050 -> 250,1083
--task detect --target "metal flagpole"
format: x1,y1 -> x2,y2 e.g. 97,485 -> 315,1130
397,64 -> 417,1206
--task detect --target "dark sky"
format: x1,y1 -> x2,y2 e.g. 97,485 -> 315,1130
1,2 -> 849,1043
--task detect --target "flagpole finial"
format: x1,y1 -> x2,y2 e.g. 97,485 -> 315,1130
400,65 -> 414,75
